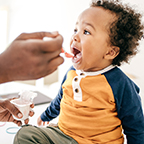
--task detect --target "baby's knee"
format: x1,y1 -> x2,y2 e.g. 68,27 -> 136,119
14,125 -> 37,144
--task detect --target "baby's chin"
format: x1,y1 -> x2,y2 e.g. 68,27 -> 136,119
72,63 -> 82,71
73,64 -> 101,72
72,60 -> 95,72
72,64 -> 87,72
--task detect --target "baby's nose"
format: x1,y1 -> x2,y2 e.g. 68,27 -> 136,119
72,34 -> 80,42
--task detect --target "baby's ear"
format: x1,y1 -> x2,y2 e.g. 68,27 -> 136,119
105,46 -> 120,60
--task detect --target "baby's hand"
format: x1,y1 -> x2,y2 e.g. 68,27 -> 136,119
37,116 -> 49,126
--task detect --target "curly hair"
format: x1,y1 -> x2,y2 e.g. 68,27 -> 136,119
90,0 -> 144,66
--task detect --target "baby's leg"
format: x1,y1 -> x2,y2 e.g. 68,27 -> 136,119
13,124 -> 78,144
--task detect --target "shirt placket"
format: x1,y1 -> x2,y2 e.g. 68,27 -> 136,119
72,72 -> 86,102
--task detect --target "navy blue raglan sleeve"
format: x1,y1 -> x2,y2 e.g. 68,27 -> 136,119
117,79 -> 144,144
104,67 -> 144,144
40,66 -> 75,121
40,86 -> 63,121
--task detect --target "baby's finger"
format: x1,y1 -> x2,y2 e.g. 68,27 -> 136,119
9,96 -> 20,101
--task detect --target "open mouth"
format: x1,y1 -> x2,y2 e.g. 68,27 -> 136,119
73,48 -> 81,56
72,47 -> 82,63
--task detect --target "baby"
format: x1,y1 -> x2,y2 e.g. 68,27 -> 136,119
14,0 -> 144,144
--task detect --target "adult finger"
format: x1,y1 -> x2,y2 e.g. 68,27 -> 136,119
31,56 -> 64,78
9,96 -> 20,101
30,103 -> 34,108
7,113 -> 22,126
15,31 -> 59,40
38,34 -> 63,52
24,118 -> 29,124
42,49 -> 62,63
2,100 -> 23,119
13,119 -> 22,126
41,56 -> 64,76
47,56 -> 64,69
29,110 -> 34,117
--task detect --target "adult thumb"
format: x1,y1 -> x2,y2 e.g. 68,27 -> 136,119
4,100 -> 23,119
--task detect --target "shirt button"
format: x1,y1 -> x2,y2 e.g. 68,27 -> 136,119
74,77 -> 78,82
75,88 -> 79,93
80,73 -> 84,76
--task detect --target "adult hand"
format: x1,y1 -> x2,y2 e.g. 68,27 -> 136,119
0,99 -> 34,126
0,31 -> 64,84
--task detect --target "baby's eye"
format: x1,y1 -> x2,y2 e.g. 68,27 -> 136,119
74,29 -> 77,34
84,30 -> 91,35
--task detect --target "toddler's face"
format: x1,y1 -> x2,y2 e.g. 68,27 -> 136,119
70,7 -> 116,72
